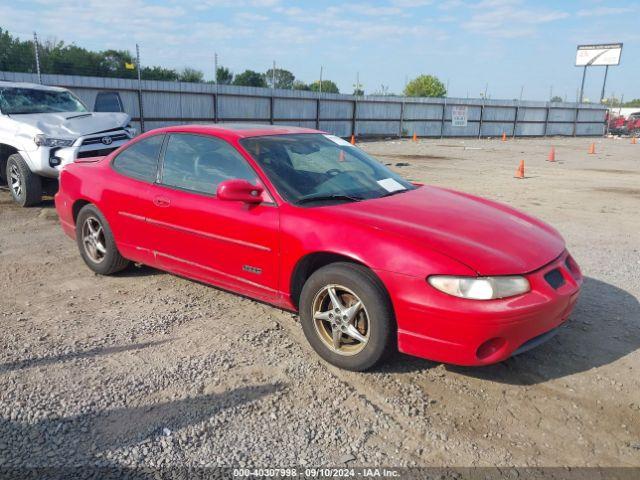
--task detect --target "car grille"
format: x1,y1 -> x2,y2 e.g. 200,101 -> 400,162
81,133 -> 129,146
77,147 -> 117,159
544,268 -> 565,290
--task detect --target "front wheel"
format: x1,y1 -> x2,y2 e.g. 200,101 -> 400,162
299,263 -> 395,371
76,204 -> 130,275
6,154 -> 42,207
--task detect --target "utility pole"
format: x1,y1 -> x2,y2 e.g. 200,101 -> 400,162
272,60 -> 276,90
136,43 -> 145,133
214,53 -> 218,85
33,32 -> 42,84
214,52 -> 219,123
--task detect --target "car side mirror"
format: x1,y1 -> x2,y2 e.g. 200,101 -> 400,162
217,179 -> 264,204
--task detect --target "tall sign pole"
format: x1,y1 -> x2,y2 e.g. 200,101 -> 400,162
136,43 -> 145,133
33,32 -> 42,84
579,66 -> 587,103
600,65 -> 609,103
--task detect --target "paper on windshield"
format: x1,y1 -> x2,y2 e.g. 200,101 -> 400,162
377,178 -> 405,193
324,134 -> 353,147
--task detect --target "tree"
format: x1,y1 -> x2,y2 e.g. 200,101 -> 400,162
179,67 -> 204,83
142,66 -> 179,81
353,88 -> 364,96
265,68 -> 295,89
550,95 -> 563,103
292,80 -> 310,91
309,80 -> 339,94
403,75 -> 446,97
216,66 -> 233,84
232,70 -> 267,87
623,98 -> 640,107
99,49 -> 136,78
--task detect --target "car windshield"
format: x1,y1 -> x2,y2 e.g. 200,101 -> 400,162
0,87 -> 88,114
241,133 -> 415,205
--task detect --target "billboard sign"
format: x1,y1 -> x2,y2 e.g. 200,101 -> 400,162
451,106 -> 468,127
575,43 -> 622,66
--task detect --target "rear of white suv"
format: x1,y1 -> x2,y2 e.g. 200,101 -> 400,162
0,82 -> 133,206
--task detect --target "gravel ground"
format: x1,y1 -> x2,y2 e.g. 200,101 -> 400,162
0,136 -> 638,469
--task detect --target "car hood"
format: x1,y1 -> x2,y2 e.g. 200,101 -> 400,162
328,186 -> 565,275
12,112 -> 130,138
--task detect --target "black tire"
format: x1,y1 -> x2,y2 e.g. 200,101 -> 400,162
6,153 -> 42,207
76,204 -> 130,275
299,262 -> 395,371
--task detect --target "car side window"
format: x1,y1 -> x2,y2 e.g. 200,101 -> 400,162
161,134 -> 258,195
112,135 -> 164,182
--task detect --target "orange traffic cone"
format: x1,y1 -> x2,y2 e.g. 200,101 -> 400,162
412,132 -> 417,142
632,137 -> 637,145
514,160 -> 525,179
350,135 -> 355,145
588,142 -> 596,154
547,146 -> 555,162
502,132 -> 507,142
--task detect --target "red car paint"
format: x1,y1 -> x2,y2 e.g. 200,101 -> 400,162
55,125 -> 582,366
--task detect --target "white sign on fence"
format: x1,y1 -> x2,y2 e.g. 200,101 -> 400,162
575,43 -> 623,66
451,106 -> 468,127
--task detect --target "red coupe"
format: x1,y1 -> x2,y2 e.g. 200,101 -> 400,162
55,125 -> 582,371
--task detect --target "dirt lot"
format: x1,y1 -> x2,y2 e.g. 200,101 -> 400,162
0,136 -> 639,469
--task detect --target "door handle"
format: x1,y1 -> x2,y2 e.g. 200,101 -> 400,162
153,196 -> 171,207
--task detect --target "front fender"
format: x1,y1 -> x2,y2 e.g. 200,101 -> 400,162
279,204 -> 476,298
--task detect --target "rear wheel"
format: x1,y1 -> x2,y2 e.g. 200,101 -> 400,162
76,204 -> 130,275
6,154 -> 41,207
299,262 -> 395,371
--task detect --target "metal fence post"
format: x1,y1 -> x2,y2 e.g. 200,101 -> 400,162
573,106 -> 579,137
315,98 -> 320,130
213,94 -> 218,123
543,104 -> 550,137
399,100 -> 404,138
512,105 -> 519,138
351,99 -> 357,138
440,102 -> 446,139
478,103 -> 484,139
269,94 -> 274,125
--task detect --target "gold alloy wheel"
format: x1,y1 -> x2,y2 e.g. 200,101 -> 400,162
81,216 -> 107,264
312,284 -> 370,356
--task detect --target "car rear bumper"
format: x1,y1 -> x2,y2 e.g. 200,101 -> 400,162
377,250 -> 582,366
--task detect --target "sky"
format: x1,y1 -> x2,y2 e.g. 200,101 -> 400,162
1,0 -> 639,101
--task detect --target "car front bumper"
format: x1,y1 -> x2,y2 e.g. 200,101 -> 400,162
21,136 -> 130,179
377,250 -> 582,366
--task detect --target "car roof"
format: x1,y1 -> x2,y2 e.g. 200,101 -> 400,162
0,81 -> 69,92
152,123 -> 324,139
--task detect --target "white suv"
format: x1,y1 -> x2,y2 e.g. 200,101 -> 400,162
0,81 -> 134,206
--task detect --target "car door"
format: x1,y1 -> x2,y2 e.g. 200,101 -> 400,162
103,134 -> 165,264
146,133 -> 280,302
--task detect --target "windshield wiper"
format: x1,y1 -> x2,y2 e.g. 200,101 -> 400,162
65,113 -> 92,119
297,194 -> 364,205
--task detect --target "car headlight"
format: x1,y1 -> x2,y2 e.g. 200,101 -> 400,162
124,125 -> 137,138
34,134 -> 76,148
427,275 -> 530,300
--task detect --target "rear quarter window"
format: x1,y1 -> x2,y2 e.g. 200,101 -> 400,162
94,92 -> 124,113
112,135 -> 164,182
